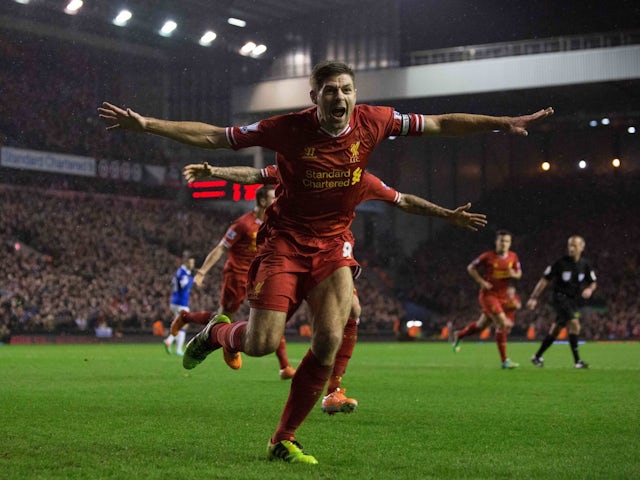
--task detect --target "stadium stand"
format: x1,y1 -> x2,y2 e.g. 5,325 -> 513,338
1,31 -> 637,342
403,173 -> 640,340
0,185 -> 405,338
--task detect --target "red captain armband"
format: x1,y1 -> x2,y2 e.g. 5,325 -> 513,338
397,113 -> 425,136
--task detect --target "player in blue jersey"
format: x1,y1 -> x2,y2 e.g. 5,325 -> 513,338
164,251 -> 196,355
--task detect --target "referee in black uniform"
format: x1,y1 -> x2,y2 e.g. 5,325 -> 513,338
526,236 -> 597,368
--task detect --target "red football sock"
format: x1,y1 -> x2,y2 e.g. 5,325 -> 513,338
495,329 -> 507,362
327,316 -> 358,394
275,335 -> 290,369
213,321 -> 247,353
458,321 -> 478,339
272,349 -> 331,442
185,311 -> 214,326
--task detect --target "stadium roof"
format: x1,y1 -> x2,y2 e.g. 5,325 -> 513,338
2,0 -> 637,55
2,0 -> 638,123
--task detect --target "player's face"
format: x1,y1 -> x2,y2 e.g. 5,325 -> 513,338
567,237 -> 584,259
495,234 -> 511,254
186,258 -> 195,270
312,73 -> 356,134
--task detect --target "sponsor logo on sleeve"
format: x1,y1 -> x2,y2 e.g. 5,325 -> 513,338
240,121 -> 261,134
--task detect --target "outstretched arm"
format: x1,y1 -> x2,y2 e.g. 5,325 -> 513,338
422,107 -> 554,137
526,278 -> 549,310
397,195 -> 487,231
193,242 -> 228,288
98,102 -> 230,149
184,162 -> 263,184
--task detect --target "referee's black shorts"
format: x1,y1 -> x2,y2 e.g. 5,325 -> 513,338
552,293 -> 581,325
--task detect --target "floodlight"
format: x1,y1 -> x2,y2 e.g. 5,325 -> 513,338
228,17 -> 246,27
159,20 -> 177,37
113,10 -> 132,27
199,31 -> 217,46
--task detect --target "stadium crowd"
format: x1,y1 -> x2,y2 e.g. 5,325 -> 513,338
2,174 -> 637,342
0,186 -> 221,336
0,186 -> 403,338
0,35 -> 169,165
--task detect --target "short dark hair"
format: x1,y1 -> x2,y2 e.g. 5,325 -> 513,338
496,229 -> 512,239
256,184 -> 274,205
310,60 -> 355,91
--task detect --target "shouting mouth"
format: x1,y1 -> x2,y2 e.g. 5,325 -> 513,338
331,106 -> 346,119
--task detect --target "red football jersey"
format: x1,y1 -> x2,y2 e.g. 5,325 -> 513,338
221,210 -> 262,274
227,104 -> 422,237
358,171 -> 401,204
470,250 -> 521,299
262,163 -> 401,205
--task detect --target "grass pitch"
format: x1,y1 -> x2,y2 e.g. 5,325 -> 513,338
1,341 -> 638,479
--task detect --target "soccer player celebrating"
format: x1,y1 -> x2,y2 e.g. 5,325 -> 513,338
527,235 -> 596,368
183,161 -> 488,414
100,59 -> 552,464
453,230 -> 522,369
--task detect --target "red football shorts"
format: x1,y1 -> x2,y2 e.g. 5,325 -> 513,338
479,293 -> 506,317
220,270 -> 248,313
247,230 -> 359,312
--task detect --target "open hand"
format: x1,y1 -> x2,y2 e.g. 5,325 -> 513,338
506,107 -> 554,136
183,162 -> 214,183
98,102 -> 146,131
449,203 -> 488,231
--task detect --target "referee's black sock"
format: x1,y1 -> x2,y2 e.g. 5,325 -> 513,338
535,334 -> 556,358
569,333 -> 580,363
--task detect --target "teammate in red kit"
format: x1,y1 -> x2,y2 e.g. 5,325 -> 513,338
170,185 -> 298,379
472,285 -> 522,342
503,285 -> 522,327
100,59 -> 553,464
453,230 -> 522,369
184,160 -> 488,413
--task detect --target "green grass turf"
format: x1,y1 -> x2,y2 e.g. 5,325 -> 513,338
1,341 -> 638,479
